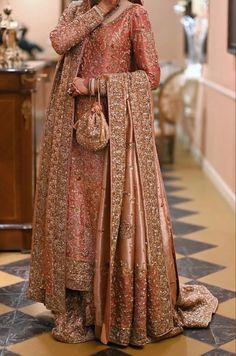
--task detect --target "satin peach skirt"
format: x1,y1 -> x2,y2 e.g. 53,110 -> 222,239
52,92 -> 217,346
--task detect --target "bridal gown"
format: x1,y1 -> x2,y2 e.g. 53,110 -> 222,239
28,2 -> 218,346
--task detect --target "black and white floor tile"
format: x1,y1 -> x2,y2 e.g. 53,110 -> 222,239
0,166 -> 235,356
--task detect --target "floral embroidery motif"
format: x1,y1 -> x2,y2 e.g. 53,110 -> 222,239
118,221 -> 135,240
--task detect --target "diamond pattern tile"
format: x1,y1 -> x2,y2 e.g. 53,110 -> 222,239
202,349 -> 236,356
0,282 -> 34,309
0,311 -> 53,347
18,303 -> 50,319
217,298 -> 236,320
161,166 -> 174,173
184,314 -> 236,347
91,349 -> 132,356
0,272 -> 24,289
164,184 -> 185,193
0,259 -> 30,280
0,350 -> 21,356
162,175 -> 182,182
0,254 -> 29,267
220,340 -> 236,354
172,220 -> 207,236
177,257 -> 226,279
174,238 -> 217,256
167,195 -> 193,206
169,207 -> 198,220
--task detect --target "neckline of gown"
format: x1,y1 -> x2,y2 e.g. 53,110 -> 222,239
101,3 -> 138,27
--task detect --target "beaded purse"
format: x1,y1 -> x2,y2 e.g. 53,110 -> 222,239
73,79 -> 110,151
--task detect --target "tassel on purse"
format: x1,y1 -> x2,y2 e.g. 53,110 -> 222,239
73,79 -> 110,151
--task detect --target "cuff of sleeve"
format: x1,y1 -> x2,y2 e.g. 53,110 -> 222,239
75,6 -> 104,30
85,6 -> 104,26
93,5 -> 106,18
98,75 -> 108,96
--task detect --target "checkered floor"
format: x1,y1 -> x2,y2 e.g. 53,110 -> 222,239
0,145 -> 235,356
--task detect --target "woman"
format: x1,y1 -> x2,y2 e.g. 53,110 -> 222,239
28,0 -> 218,347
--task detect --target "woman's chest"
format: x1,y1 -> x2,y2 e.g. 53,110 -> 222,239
82,16 -> 132,68
92,16 -> 131,49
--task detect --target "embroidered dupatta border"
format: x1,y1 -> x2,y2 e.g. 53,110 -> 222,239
27,0 -> 91,312
129,71 -> 175,333
103,71 -> 175,345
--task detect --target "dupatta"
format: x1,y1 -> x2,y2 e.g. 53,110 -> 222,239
94,70 -> 181,346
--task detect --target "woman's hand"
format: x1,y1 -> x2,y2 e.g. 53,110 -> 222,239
68,77 -> 89,96
98,0 -> 119,15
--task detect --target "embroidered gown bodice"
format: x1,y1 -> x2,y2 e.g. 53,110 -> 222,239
66,4 -> 160,291
77,4 -> 159,85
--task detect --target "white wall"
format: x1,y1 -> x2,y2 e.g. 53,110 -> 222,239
144,0 -> 185,66
194,0 -> 236,207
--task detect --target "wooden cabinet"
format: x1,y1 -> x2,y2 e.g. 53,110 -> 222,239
0,61 -> 55,251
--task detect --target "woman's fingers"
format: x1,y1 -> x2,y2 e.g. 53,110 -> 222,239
67,83 -> 73,95
71,90 -> 79,97
73,77 -> 89,95
72,82 -> 79,91
68,77 -> 89,96
67,83 -> 79,96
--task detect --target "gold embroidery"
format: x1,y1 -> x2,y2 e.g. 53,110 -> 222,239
129,71 -> 175,335
107,73 -> 128,264
50,5 -> 104,55
28,2 -> 101,312
104,72 -> 175,345
118,221 -> 135,240
65,258 -> 95,291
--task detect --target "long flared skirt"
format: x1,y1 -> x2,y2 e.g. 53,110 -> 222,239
51,132 -> 218,345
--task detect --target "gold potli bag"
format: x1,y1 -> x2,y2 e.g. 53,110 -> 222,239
73,79 -> 110,151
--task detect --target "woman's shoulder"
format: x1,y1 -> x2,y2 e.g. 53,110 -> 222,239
129,3 -> 150,23
129,3 -> 148,15
128,3 -> 151,30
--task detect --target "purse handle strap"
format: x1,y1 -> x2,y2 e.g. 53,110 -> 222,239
97,78 -> 101,105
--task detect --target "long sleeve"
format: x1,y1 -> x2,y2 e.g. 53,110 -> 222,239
131,6 -> 161,90
50,3 -> 104,55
